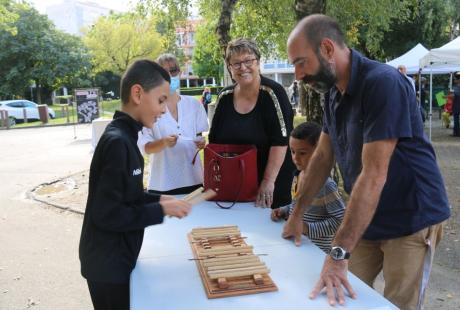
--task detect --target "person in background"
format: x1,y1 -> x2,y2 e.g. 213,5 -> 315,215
138,53 -> 209,195
208,38 -> 295,209
452,72 -> 460,137
289,81 -> 300,110
442,90 -> 454,129
201,86 -> 212,114
271,122 -> 345,253
79,59 -> 192,310
397,64 -> 416,93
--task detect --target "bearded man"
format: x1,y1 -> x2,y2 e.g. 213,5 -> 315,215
283,14 -> 450,310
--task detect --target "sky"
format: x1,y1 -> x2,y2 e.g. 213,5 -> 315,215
29,0 -> 134,14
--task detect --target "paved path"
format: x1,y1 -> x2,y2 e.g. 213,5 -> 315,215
0,125 -> 93,309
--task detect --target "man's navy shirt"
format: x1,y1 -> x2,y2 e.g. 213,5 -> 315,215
323,49 -> 450,240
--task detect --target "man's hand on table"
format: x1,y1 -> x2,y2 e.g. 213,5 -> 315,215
309,256 -> 357,306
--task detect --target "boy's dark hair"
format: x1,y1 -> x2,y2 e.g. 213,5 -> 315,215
120,59 -> 171,104
290,121 -> 322,146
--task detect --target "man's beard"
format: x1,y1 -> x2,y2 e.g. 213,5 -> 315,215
302,54 -> 337,94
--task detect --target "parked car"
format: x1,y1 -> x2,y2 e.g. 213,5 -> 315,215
0,100 -> 55,126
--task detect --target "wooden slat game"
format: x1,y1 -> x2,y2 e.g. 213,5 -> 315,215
188,225 -> 278,298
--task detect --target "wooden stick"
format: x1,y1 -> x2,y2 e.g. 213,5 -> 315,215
206,261 -> 265,271
183,187 -> 204,202
209,268 -> 270,279
191,236 -> 246,243
199,246 -> 253,255
185,189 -> 217,205
188,254 -> 267,261
201,254 -> 257,264
192,232 -> 241,238
191,228 -> 240,235
208,266 -> 269,275
200,244 -> 247,250
192,225 -> 239,232
203,258 -> 260,267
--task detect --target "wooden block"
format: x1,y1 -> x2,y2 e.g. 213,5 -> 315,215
198,246 -> 253,256
206,261 -> 265,271
209,267 -> 270,280
202,255 -> 259,266
192,225 -> 239,232
253,274 -> 264,285
185,189 -> 217,206
183,187 -> 204,202
217,278 -> 229,289
187,228 -> 278,298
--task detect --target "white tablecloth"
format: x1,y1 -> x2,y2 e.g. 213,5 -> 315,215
131,201 -> 398,309
91,118 -> 111,150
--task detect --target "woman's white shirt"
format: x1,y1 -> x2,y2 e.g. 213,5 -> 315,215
138,95 -> 209,191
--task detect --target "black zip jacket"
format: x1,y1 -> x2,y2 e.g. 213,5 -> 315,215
79,111 -> 164,283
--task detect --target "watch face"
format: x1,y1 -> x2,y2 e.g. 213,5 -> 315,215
330,247 -> 345,260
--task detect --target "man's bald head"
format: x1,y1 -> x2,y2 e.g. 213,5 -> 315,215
288,14 -> 346,51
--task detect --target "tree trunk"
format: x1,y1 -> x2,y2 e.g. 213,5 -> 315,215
293,0 -> 325,124
216,0 -> 238,55
216,0 -> 238,86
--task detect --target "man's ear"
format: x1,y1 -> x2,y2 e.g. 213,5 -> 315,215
130,84 -> 142,105
320,38 -> 335,61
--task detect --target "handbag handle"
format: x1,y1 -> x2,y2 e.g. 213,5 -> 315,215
207,157 -> 245,209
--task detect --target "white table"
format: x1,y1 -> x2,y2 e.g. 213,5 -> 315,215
131,201 -> 398,309
91,117 -> 111,150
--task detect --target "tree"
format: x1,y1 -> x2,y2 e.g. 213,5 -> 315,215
136,0 -> 190,55
192,22 -> 224,80
83,13 -> 164,75
0,0 -> 18,34
0,3 -> 91,102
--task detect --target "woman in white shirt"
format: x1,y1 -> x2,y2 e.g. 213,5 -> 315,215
138,54 -> 209,194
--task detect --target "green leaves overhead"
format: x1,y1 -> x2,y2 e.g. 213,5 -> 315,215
83,13 -> 163,75
0,3 -> 91,99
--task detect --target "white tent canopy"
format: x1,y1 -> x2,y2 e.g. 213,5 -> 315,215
386,43 -> 429,74
419,36 -> 460,140
420,36 -> 460,71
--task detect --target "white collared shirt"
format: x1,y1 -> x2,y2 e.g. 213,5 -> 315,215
138,95 -> 209,191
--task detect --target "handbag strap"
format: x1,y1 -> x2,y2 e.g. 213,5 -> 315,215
215,158 -> 245,209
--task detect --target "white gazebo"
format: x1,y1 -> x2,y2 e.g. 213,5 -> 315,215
420,37 -> 460,139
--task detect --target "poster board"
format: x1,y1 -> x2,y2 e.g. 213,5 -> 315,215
74,88 -> 100,123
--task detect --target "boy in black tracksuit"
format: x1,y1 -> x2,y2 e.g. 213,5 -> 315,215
79,60 -> 191,310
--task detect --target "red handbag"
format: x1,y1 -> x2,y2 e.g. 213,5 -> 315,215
204,144 -> 258,208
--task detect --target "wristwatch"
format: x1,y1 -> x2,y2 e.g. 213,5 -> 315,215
330,246 -> 350,261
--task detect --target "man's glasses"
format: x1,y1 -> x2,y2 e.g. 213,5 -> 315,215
229,58 -> 258,70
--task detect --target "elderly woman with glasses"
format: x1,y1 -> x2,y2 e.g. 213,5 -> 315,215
138,53 -> 209,195
209,38 -> 295,208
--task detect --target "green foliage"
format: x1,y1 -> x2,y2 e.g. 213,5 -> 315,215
83,13 -> 163,75
192,22 -> 224,79
136,0 -> 190,55
0,0 -> 18,34
380,0 -> 458,60
0,3 -> 91,99
198,0 -> 295,60
326,0 -> 411,60
195,0 -> 458,62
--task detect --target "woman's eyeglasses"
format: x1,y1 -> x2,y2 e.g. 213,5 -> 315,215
169,67 -> 180,76
229,58 -> 258,70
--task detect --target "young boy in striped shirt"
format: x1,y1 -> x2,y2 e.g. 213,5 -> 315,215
271,122 -> 345,253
